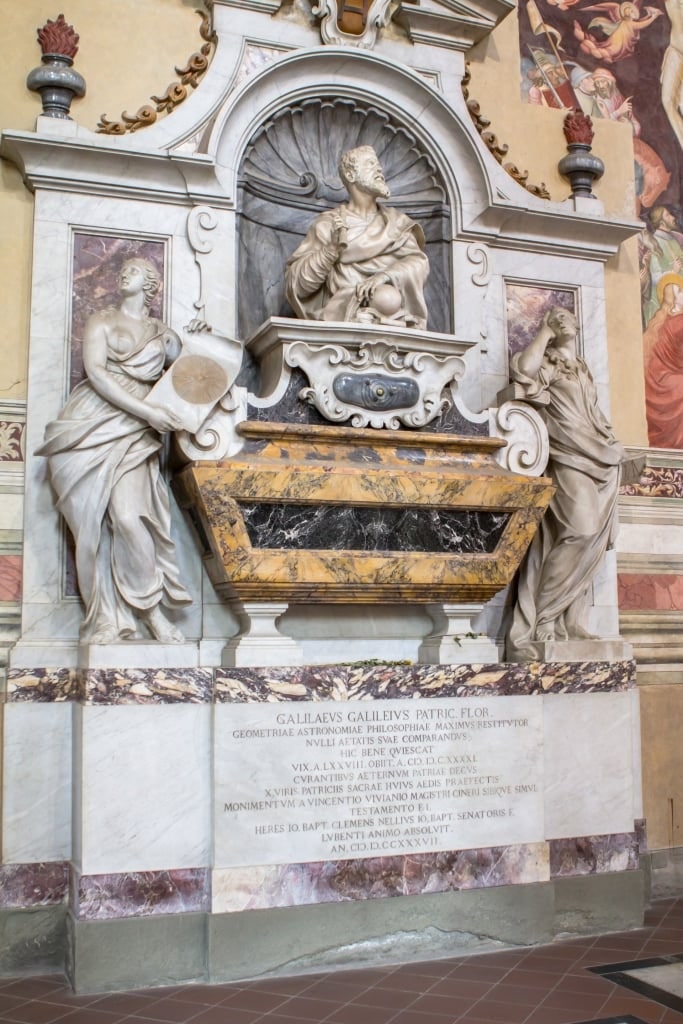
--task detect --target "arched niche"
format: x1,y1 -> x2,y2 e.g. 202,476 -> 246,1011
235,97 -> 452,337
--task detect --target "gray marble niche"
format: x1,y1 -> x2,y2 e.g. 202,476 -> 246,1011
236,98 -> 452,352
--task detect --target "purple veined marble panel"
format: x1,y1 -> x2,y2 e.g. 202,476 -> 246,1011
5,668 -> 80,703
74,868 -> 210,920
83,668 -> 214,705
0,862 -> 69,907
214,660 -> 635,704
549,833 -> 640,877
505,285 -> 576,360
212,842 -> 550,913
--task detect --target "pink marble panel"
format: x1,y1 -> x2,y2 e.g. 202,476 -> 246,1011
0,862 -> 68,907
0,555 -> 22,601
6,668 -> 80,703
75,868 -> 210,920
618,573 -> 683,611
0,421 -> 23,461
83,667 -> 214,704
215,660 -> 635,704
549,833 -> 639,877
213,842 -> 550,912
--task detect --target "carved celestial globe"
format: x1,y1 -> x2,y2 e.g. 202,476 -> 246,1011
371,283 -> 403,317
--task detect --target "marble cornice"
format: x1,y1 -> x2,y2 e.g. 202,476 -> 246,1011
0,131 -> 230,207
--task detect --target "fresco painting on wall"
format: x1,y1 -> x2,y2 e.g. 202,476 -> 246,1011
519,0 -> 683,449
506,283 -> 576,359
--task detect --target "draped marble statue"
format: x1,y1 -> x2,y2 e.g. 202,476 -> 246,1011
285,146 -> 430,329
38,258 -> 192,644
506,307 -> 624,661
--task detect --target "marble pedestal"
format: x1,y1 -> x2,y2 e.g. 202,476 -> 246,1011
1,657 -> 643,992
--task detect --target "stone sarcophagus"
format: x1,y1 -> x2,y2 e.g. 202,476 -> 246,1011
176,419 -> 553,605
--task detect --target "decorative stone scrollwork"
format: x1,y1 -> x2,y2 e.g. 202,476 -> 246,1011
286,340 -> 466,429
466,243 -> 492,286
97,6 -> 216,135
187,205 -> 218,321
311,0 -> 393,49
488,400 -> 549,477
175,387 -> 248,462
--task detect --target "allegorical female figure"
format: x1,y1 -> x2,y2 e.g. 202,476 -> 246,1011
38,258 -> 191,644
506,307 -> 624,660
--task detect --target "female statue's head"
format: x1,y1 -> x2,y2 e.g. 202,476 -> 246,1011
119,258 -> 161,307
547,306 -> 578,338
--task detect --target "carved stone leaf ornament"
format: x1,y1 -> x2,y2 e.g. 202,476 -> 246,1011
97,5 -> 216,134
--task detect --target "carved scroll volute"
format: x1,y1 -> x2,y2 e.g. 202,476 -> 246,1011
489,401 -> 549,477
187,205 -> 218,323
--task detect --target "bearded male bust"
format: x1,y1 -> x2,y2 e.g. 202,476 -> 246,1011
285,146 -> 430,330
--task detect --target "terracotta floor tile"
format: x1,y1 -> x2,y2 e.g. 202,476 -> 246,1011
485,982 -> 546,1005
425,978 -> 496,1000
458,997 -> 532,1022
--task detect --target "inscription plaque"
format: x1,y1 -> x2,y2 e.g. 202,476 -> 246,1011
215,697 -> 544,867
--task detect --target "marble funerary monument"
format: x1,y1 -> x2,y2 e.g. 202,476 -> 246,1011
0,0 -> 644,993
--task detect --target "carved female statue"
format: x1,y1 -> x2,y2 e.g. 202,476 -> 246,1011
38,258 -> 191,644
506,307 -> 624,660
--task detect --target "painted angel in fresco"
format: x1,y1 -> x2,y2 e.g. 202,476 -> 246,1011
506,307 -> 624,661
38,258 -> 192,644
573,1 -> 663,63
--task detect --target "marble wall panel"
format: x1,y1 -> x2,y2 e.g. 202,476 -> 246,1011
543,691 -> 635,840
0,862 -> 69,908
549,832 -> 639,877
0,555 -> 22,602
74,868 -> 210,920
505,285 -> 576,360
82,668 -> 214,705
5,668 -> 80,702
214,660 -> 634,704
2,703 -> 72,863
77,705 -> 211,875
212,842 -> 550,913
0,421 -> 23,462
619,573 -> 683,610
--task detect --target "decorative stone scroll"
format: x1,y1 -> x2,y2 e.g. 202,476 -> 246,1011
312,0 -> 394,48
286,340 -> 465,429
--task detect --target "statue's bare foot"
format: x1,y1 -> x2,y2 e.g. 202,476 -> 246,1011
535,624 -> 555,642
88,624 -> 119,645
144,606 -> 185,643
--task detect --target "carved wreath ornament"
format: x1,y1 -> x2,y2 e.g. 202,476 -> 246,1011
97,5 -> 216,134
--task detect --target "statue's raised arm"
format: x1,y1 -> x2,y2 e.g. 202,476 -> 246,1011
285,146 -> 430,330
506,307 -> 624,661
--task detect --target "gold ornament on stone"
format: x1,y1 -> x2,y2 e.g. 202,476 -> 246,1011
461,65 -> 551,201
97,5 -> 216,135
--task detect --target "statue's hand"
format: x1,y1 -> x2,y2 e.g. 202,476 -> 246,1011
146,404 -> 183,433
356,272 -> 391,305
185,318 -> 212,334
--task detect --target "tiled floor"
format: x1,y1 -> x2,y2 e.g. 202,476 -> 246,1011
2,898 -> 683,1024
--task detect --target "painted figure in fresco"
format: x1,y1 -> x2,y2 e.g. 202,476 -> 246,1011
38,258 -> 192,644
285,145 -> 429,330
574,1 -> 662,64
662,0 -> 683,150
643,207 -> 683,322
506,307 -> 624,661
645,274 -> 683,448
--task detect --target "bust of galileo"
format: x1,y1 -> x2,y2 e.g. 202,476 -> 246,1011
285,145 -> 430,330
